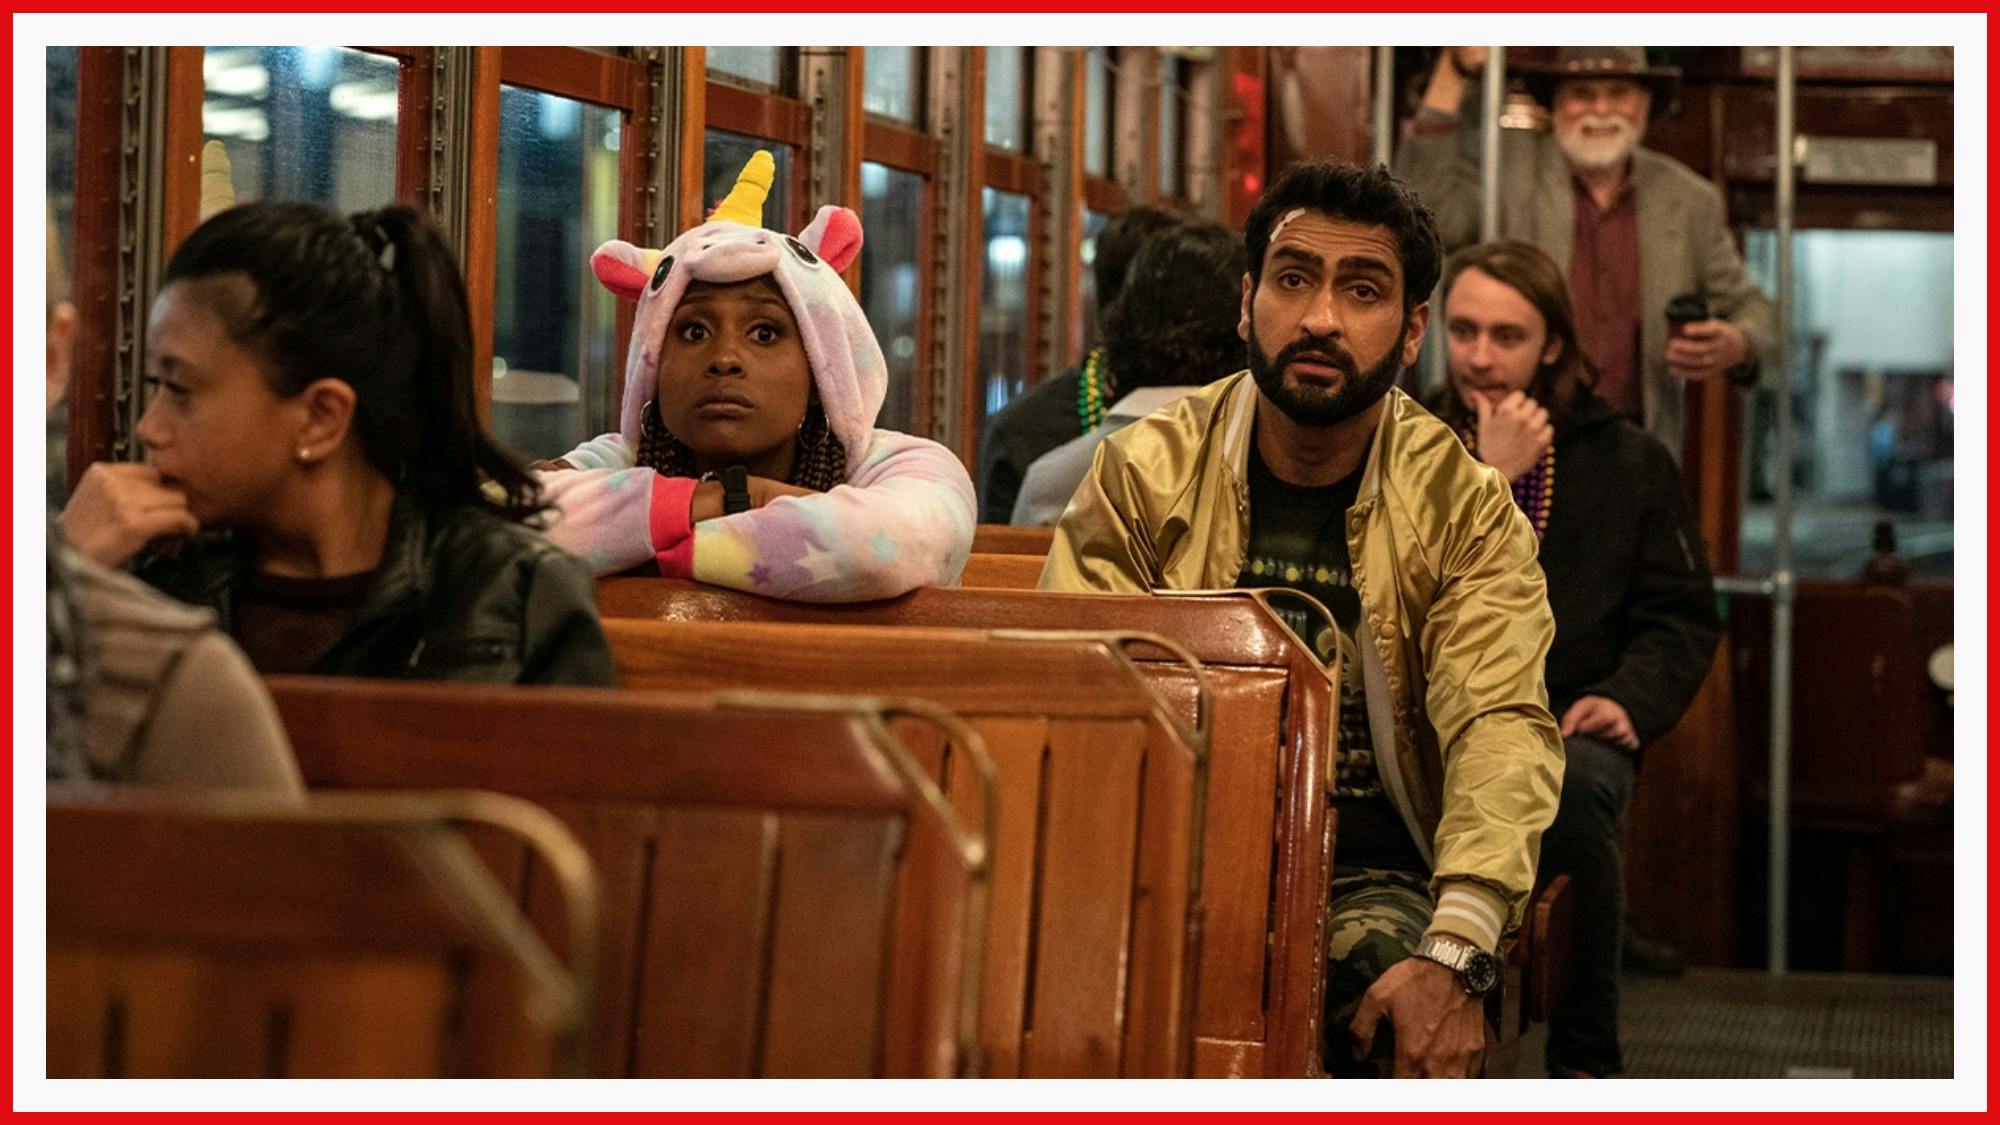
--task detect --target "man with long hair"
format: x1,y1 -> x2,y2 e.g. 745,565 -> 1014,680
1432,239 -> 1722,1077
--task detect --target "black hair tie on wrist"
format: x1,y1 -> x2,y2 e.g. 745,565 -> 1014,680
722,465 -> 752,514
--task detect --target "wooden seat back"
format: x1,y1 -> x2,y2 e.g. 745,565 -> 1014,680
47,787 -> 591,1078
958,552 -> 1047,589
595,579 -> 1338,1077
1905,579 -> 1954,760
601,617 -> 1209,1078
269,678 -> 987,1078
1733,581 -> 1927,825
971,524 -> 1056,555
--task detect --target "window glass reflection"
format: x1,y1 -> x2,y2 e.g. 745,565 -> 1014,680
863,46 -> 918,123
1741,229 -> 1954,578
703,129 -> 793,233
491,85 -> 623,462
1159,56 -> 1183,198
1079,209 -> 1110,354
983,47 -> 1025,151
1083,47 -> 1110,178
860,162 -> 925,433
978,187 -> 1032,425
707,46 -> 783,90
201,46 -> 397,214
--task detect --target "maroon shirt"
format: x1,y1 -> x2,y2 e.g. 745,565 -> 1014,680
1568,174 -> 1643,421
231,568 -> 379,675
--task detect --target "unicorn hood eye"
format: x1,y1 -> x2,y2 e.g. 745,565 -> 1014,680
588,150 -> 882,470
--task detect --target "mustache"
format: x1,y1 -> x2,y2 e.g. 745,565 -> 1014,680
1571,113 -> 1634,136
1274,335 -> 1358,377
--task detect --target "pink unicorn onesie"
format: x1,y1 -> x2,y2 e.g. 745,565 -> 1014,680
535,152 -> 975,601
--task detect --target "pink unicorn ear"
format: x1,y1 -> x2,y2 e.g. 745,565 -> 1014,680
799,205 -> 863,273
590,240 -> 654,302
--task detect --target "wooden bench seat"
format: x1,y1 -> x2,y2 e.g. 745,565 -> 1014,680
48,787 -> 592,1078
596,579 -> 1338,1077
601,618 -> 1209,1078
269,678 -> 989,1078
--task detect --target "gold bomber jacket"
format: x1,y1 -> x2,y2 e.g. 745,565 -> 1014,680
1038,373 -> 1564,932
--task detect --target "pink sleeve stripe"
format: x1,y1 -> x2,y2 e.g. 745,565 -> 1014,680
650,474 -> 698,577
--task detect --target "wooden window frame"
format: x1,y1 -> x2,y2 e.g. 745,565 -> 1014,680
862,105 -> 941,438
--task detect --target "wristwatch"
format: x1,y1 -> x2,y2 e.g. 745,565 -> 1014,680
1414,933 -> 1501,997
722,465 -> 752,515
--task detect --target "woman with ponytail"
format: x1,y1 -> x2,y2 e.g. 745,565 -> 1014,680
59,202 -> 614,685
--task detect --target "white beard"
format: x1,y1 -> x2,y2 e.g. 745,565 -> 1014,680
1557,114 -> 1642,172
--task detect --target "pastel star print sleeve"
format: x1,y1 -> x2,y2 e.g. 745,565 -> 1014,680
534,429 -> 975,602
689,429 -> 974,601
531,435 -> 664,577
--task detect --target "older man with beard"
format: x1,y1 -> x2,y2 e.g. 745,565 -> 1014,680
1395,45 -> 1777,463
1040,161 -> 1563,1079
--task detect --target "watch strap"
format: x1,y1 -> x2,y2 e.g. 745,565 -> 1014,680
1415,933 -> 1473,973
722,465 -> 752,515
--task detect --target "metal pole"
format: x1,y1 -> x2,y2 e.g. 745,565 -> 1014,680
1479,46 -> 1504,241
1767,45 -> 1798,977
1372,45 -> 1394,168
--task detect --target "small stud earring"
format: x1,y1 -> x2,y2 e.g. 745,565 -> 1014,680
296,447 -> 313,464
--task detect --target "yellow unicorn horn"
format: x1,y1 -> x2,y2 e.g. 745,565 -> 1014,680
707,150 -> 774,227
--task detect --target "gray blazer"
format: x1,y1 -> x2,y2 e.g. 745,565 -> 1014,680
1396,114 -> 1778,461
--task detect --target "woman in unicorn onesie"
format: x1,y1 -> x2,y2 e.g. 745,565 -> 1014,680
535,152 -> 975,601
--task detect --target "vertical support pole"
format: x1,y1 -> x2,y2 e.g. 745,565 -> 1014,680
1371,45 -> 1393,168
926,47 -> 977,458
1032,48 -> 1081,380
109,48 -> 174,465
1767,44 -> 1798,976
1479,45 -> 1504,242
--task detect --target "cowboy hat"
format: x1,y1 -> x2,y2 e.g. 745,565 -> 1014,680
1514,46 -> 1681,120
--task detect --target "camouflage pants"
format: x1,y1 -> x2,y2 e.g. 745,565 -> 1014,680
1322,866 -> 1432,1078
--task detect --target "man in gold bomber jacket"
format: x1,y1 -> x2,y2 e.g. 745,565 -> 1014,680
1040,161 -> 1563,1078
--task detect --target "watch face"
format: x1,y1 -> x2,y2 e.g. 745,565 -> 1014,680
1464,950 -> 1501,995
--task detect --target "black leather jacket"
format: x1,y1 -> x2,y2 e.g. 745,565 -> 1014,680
137,496 -> 615,686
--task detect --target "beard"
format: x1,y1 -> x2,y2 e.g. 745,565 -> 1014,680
1246,307 -> 1410,428
1556,113 -> 1642,171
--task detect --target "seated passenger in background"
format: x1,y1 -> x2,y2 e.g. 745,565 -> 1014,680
1430,240 -> 1722,1078
977,205 -> 1182,523
535,152 -> 974,602
1041,162 -> 1562,1078
1010,221 -> 1246,527
59,202 -> 614,685
50,532 -> 302,793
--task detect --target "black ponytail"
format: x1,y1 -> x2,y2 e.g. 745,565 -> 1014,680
162,201 -> 544,522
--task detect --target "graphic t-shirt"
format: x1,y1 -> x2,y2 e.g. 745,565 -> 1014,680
1235,445 -> 1426,873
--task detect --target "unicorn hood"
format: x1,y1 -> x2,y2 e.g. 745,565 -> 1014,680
588,151 -> 884,474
